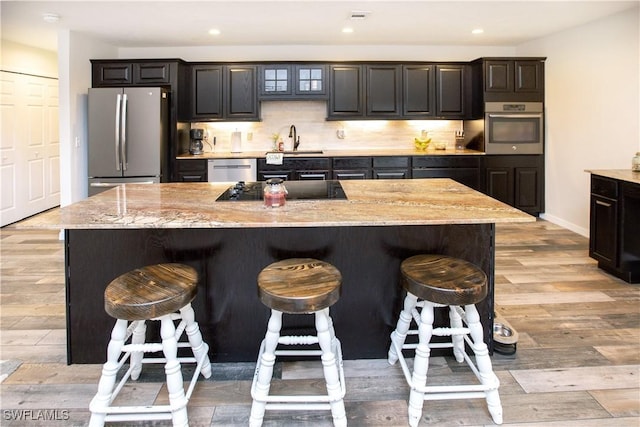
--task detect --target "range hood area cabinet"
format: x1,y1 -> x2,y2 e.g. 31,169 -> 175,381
188,64 -> 259,121
327,63 -> 470,120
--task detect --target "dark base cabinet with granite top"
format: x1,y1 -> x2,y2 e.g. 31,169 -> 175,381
589,173 -> 640,283
65,224 -> 496,364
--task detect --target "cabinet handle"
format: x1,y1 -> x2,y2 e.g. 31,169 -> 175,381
595,200 -> 612,207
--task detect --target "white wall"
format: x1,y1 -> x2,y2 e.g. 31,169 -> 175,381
119,45 -> 515,62
57,30 -> 117,206
0,40 -> 58,77
516,6 -> 640,235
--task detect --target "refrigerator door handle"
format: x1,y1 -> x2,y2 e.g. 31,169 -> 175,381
115,94 -> 122,171
121,94 -> 128,171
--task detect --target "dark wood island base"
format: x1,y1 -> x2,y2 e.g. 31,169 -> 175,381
66,224 -> 495,364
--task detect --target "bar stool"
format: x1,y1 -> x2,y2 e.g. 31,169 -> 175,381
89,263 -> 212,427
250,258 -> 347,427
388,254 -> 503,426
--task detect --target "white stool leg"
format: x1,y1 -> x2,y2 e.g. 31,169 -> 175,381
449,306 -> 465,363
465,304 -> 503,425
408,302 -> 434,427
388,292 -> 418,365
316,308 -> 347,427
160,315 -> 189,427
250,309 -> 282,427
179,303 -> 212,379
130,320 -> 146,380
89,319 -> 128,427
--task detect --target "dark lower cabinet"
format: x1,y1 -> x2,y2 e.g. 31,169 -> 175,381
413,156 -> 481,190
373,156 -> 410,179
589,175 -> 640,283
332,157 -> 372,180
483,155 -> 543,215
258,158 -> 330,181
176,159 -> 207,182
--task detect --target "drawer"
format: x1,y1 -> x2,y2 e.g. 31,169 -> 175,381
591,176 -> 618,199
333,157 -> 371,169
412,156 -> 480,168
373,156 -> 409,168
176,159 -> 207,172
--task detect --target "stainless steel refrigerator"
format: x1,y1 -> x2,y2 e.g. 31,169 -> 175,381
88,87 -> 169,196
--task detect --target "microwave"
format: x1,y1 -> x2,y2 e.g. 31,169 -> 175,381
484,102 -> 544,154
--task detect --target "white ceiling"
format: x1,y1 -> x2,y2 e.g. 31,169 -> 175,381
1,0 -> 637,53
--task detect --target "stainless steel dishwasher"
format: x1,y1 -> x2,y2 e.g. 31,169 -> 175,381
208,158 -> 257,182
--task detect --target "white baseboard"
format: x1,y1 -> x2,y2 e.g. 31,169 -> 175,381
540,213 -> 589,237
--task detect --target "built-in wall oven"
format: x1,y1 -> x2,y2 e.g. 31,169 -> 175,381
484,102 -> 544,154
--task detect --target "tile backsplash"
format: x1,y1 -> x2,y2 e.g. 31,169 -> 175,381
192,101 -> 463,153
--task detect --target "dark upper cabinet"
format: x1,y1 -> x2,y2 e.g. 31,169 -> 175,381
260,64 -> 292,97
294,64 -> 327,98
403,64 -> 468,119
191,65 -> 223,119
226,65 -> 258,119
189,64 -> 258,120
366,65 -> 401,117
329,63 -> 466,119
92,62 -> 133,86
481,58 -> 545,102
403,65 -> 435,117
482,155 -> 544,215
92,60 -> 174,87
435,65 -> 467,118
260,64 -> 327,99
328,65 -> 363,118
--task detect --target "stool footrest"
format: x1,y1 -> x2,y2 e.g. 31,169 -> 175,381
278,335 -> 319,346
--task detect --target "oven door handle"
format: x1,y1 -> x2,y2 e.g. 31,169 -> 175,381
488,114 -> 542,119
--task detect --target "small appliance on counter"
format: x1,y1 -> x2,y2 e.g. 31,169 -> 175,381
231,130 -> 242,153
189,128 -> 205,155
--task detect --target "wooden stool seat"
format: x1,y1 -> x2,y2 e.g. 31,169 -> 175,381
250,258 -> 346,427
89,263 -> 211,427
389,254 -> 502,426
401,254 -> 487,306
105,263 -> 198,320
257,258 -> 341,313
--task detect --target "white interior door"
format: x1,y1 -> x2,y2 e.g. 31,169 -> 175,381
1,71 -> 59,226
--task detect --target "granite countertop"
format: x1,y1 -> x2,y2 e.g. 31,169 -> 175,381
176,148 -> 484,160
23,179 -> 533,230
586,169 -> 640,185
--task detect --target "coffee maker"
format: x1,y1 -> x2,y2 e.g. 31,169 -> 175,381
189,128 -> 205,155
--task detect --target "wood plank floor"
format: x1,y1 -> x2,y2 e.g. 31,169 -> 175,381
1,219 -> 639,426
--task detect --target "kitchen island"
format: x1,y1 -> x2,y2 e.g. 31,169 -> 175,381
25,179 -> 533,364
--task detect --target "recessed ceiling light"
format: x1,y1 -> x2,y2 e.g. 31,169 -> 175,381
42,13 -> 60,24
342,27 -> 354,34
208,28 -> 221,36
472,28 -> 484,35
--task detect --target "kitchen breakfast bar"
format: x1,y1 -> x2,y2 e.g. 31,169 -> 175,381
26,179 -> 533,364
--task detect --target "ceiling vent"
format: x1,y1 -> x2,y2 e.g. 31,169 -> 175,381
350,11 -> 371,20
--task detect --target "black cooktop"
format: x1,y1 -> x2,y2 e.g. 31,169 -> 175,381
216,180 -> 347,201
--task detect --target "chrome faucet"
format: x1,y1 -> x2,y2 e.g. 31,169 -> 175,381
289,124 -> 300,151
